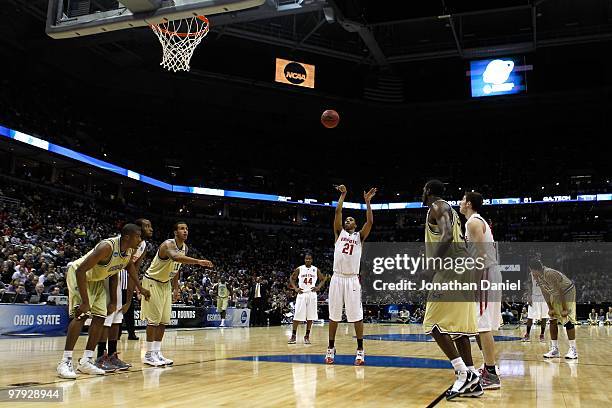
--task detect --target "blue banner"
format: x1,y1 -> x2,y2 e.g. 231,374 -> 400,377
204,307 -> 250,327
0,304 -> 69,336
1,122 -> 610,209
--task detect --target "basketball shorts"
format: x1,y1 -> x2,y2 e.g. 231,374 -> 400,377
477,300 -> 502,332
103,278 -> 123,327
423,301 -> 478,337
549,288 -> 577,325
217,296 -> 229,311
328,274 -> 362,323
67,263 -> 107,319
476,266 -> 503,332
140,277 -> 172,325
84,278 -> 124,327
294,291 -> 318,321
527,301 -> 549,320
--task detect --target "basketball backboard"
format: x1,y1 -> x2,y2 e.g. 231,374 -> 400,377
46,0 -> 266,38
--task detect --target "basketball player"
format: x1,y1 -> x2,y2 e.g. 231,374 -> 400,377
96,219 -> 154,370
57,224 -> 148,379
141,221 -> 213,366
215,277 -> 231,327
460,192 -> 502,390
288,254 -> 327,344
325,185 -> 376,366
522,267 -> 549,342
529,258 -> 578,359
422,180 -> 482,400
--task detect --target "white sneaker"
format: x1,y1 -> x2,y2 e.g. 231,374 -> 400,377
543,347 -> 560,358
57,359 -> 77,379
564,347 -> 578,359
77,358 -> 105,375
355,349 -> 365,366
142,352 -> 165,367
156,352 -> 173,365
324,348 -> 335,364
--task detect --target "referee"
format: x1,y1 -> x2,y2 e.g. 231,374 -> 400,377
120,268 -> 139,340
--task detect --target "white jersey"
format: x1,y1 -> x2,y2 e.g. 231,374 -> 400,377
333,230 -> 362,275
530,272 -> 545,302
132,240 -> 147,263
465,213 -> 498,268
119,240 -> 146,289
298,265 -> 318,292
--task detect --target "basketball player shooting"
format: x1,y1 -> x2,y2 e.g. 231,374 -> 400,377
325,185 -> 376,366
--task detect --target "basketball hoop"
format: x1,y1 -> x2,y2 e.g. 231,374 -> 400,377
150,15 -> 210,73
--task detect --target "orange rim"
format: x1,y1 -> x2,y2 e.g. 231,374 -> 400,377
150,15 -> 209,38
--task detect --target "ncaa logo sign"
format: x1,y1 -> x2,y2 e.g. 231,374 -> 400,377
284,62 -> 307,84
275,58 -> 315,89
241,311 -> 247,324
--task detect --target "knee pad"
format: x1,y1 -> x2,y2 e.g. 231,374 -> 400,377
564,322 -> 574,330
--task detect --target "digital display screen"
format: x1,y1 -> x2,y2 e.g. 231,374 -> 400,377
469,57 -> 529,98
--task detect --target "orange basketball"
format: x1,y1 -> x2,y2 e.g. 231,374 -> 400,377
321,109 -> 340,128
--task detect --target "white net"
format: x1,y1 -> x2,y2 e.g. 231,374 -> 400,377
150,15 -> 210,73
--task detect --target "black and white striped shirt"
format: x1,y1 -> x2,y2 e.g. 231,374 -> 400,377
119,269 -> 129,290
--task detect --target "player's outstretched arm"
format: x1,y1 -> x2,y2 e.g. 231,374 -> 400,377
360,187 -> 377,242
334,185 -> 347,241
161,241 -> 214,267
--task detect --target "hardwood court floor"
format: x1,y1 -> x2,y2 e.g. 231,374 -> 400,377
1,324 -> 611,407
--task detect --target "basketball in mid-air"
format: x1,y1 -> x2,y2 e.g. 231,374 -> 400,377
321,110 -> 340,128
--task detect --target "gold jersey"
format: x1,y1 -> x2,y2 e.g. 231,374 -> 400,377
145,239 -> 187,283
425,200 -> 466,255
70,236 -> 134,282
538,267 -> 575,300
218,283 -> 229,298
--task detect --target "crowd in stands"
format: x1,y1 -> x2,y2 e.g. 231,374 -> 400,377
1,173 -> 611,324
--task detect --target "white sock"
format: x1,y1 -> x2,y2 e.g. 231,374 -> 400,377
551,340 -> 558,348
451,357 -> 467,373
568,340 -> 576,348
63,351 -> 73,360
153,341 -> 161,352
221,319 -> 225,324
82,350 -> 94,361
146,342 -> 153,353
467,365 -> 477,375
